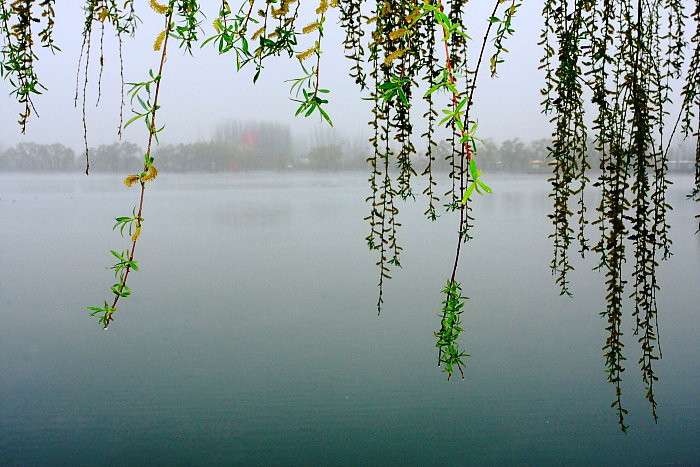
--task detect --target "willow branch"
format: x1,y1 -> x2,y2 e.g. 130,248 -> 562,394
104,7 -> 175,328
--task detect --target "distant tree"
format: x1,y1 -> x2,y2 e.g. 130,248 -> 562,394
307,144 -> 343,170
88,141 -> 141,172
498,138 -> 526,171
213,120 -> 292,168
158,141 -> 248,171
0,142 -> 75,171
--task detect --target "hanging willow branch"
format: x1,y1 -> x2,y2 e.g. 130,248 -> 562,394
88,1 -> 177,328
541,0 -> 692,432
0,0 -> 44,133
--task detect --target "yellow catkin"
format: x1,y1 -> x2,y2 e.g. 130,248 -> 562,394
366,16 -> 377,24
142,165 -> 158,182
153,30 -> 167,51
296,46 -> 316,61
302,22 -> 319,34
149,0 -> 168,14
316,0 -> 328,14
98,9 -> 108,22
389,28 -> 408,40
213,18 -> 221,34
131,226 -> 141,242
406,10 -> 420,24
251,26 -> 265,40
383,48 -> 405,66
269,31 -> 279,38
330,0 -> 339,7
124,175 -> 140,187
272,2 -> 290,17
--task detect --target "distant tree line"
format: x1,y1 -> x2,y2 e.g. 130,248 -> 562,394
1,132 -> 695,173
0,141 -> 143,172
0,142 -> 78,171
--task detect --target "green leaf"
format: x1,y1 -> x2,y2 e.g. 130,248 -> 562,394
461,182 -> 475,203
318,106 -> 333,126
439,113 -> 454,126
124,113 -> 144,129
446,82 -> 459,94
397,87 -> 409,107
469,158 -> 478,180
110,250 -> 126,261
425,83 -> 443,96
477,180 -> 492,194
137,94 -> 149,112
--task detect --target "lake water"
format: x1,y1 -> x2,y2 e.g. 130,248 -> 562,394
1,172 -> 698,465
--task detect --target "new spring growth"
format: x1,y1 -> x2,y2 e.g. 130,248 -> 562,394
316,0 -> 328,14
384,49 -> 406,66
436,280 -> 469,380
296,46 -> 317,61
123,164 -> 157,187
251,27 -> 265,41
406,9 -> 421,24
149,0 -> 168,15
142,164 -> 158,182
154,30 -> 167,51
389,28 -> 409,41
302,22 -> 320,34
124,175 -> 140,187
272,0 -> 295,18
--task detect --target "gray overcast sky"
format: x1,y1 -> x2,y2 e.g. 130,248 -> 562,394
0,2 -> 692,152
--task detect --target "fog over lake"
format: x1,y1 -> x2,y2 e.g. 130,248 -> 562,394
0,172 -> 698,464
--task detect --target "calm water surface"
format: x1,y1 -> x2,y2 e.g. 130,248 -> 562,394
1,172 -> 698,465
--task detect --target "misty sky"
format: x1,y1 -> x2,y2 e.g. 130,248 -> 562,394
0,2 -> 694,153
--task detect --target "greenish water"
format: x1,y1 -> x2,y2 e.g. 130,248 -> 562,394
1,172 -> 698,465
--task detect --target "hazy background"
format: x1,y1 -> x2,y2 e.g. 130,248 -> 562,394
1,2 -> 558,152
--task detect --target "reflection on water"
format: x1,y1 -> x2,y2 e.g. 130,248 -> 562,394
0,173 -> 698,465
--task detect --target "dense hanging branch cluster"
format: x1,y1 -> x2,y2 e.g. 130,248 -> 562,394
541,0 -> 698,431
0,0 -> 58,133
1,0 -> 698,430
346,0 -> 514,381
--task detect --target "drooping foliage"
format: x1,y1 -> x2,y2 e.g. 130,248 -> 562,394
0,0 -> 698,431
541,0 -> 696,431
